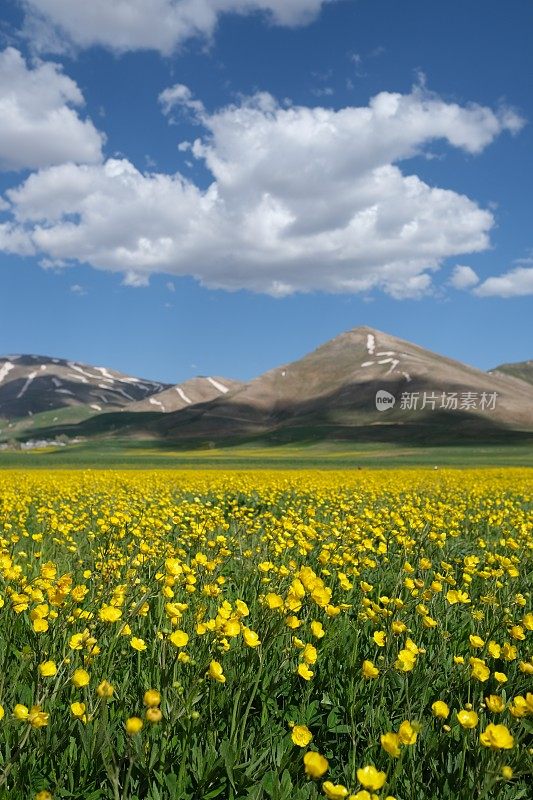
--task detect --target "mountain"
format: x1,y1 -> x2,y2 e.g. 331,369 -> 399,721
0,354 -> 170,419
490,360 -> 533,386
148,326 -> 533,445
128,376 -> 244,413
2,328 -> 532,447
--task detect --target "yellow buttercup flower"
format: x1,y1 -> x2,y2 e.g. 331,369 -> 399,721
146,707 -> 163,724
297,663 -> 314,680
130,637 -> 147,651
169,630 -> 189,648
322,781 -> 349,799
208,660 -> 226,683
125,716 -> 143,735
291,724 -> 313,747
303,751 -> 328,778
97,680 -> 114,698
398,720 -> 418,745
39,660 -> 57,677
485,695 -> 505,713
381,732 -> 401,757
242,627 -> 261,647
143,689 -> 161,707
71,668 -> 90,688
362,660 -> 379,679
431,701 -> 449,719
357,766 -> 387,791
457,709 -> 478,729
480,723 -> 514,750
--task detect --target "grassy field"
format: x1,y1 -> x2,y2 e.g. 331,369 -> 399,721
1,439 -> 533,469
0,468 -> 531,800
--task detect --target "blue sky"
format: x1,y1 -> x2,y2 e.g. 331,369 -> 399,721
0,0 -> 532,383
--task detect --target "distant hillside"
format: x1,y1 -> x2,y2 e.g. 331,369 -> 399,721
17,326 -> 532,448
129,376 -> 244,413
490,360 -> 533,386
0,354 -> 169,419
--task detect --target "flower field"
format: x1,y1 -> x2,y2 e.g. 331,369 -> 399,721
0,468 -> 532,800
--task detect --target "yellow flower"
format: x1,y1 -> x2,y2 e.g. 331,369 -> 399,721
303,751 -> 328,778
457,709 -> 478,729
502,643 -> 517,661
431,701 -> 449,719
0,704 -> 4,721
446,589 -> 470,604
39,660 -> 57,677
208,660 -> 226,683
265,593 -> 284,610
510,625 -> 525,641
71,668 -> 90,688
242,627 -> 261,647
28,706 -> 49,728
488,641 -> 501,658
398,720 -> 418,745
291,724 -> 313,747
469,635 -> 485,648
130,637 -> 147,651
391,621 -> 407,635
380,732 -> 401,757
485,695 -> 505,713
146,707 -> 163,724
99,604 -> 122,622
311,620 -> 325,638
97,680 -> 114,699
509,696 -> 528,718
13,704 -> 29,721
501,766 -> 513,780
357,766 -> 387,791
373,631 -> 386,647
350,793 -> 379,800
143,689 -> 161,707
470,658 -> 490,682
297,663 -> 314,680
125,716 -> 143,735
70,702 -> 87,722
169,630 -> 189,648
494,671 -> 508,684
303,643 -> 317,665
523,612 -> 533,631
322,781 -> 349,799
395,649 -> 416,672
362,660 -> 379,679
480,723 -> 514,750
35,792 -> 53,800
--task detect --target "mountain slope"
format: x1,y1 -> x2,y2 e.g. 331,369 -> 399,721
150,326 -> 533,443
490,360 -> 533,386
0,354 -> 170,419
129,376 -> 244,413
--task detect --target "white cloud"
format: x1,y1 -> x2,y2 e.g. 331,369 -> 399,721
475,264 -> 533,297
21,0 -> 335,55
159,83 -> 205,120
450,264 -> 479,289
0,47 -> 103,170
0,86 -> 523,298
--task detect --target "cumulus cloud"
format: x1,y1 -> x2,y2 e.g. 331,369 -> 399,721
450,264 -> 480,289
0,47 -> 103,171
0,86 -> 524,297
21,0 -> 335,55
475,264 -> 533,297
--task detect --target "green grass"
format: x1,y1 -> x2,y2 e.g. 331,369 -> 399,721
0,439 -> 532,469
